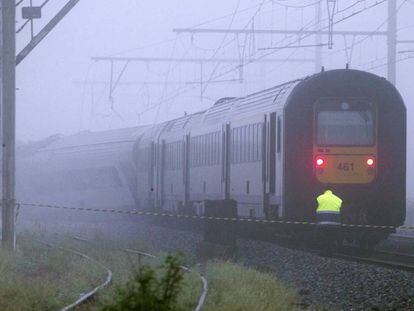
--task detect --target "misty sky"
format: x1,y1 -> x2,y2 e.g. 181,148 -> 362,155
15,0 -> 414,196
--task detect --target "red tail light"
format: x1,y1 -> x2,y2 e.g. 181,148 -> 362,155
315,156 -> 326,167
366,157 -> 375,167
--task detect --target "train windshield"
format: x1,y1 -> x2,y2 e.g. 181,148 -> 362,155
316,100 -> 375,146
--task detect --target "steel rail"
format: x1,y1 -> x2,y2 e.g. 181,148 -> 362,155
72,236 -> 208,311
334,248 -> 414,273
36,240 -> 113,311
251,232 -> 414,273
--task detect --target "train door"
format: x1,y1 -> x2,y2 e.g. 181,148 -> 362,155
264,112 -> 278,219
221,123 -> 231,200
183,134 -> 190,209
148,141 -> 156,208
275,113 -> 284,219
154,140 -> 166,209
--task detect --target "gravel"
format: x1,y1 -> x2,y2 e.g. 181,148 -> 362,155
238,239 -> 414,310
18,208 -> 414,310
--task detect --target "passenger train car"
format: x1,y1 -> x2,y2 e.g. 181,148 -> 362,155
17,127 -> 149,209
17,69 -> 406,243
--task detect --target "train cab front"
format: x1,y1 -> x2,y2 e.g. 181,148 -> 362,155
313,98 -> 380,227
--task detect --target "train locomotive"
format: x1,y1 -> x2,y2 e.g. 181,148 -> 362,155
17,69 -> 406,244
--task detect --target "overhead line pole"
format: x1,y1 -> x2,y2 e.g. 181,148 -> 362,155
1,0 -> 17,250
16,0 -> 81,65
0,0 -> 81,251
387,0 -> 397,85
314,1 -> 323,72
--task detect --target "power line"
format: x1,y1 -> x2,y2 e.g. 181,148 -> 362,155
173,28 -> 387,36
96,0 -> 410,121
258,43 -> 329,51
133,5 -> 324,117
271,0 -> 322,9
154,0 -> 399,109
359,52 -> 414,71
186,0 -> 271,30
91,56 -> 313,63
325,0 -> 406,56
136,2 -> 339,116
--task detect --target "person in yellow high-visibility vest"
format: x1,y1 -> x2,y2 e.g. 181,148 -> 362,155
316,187 -> 343,225
316,185 -> 343,255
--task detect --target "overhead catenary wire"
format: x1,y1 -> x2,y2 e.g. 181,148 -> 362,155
105,1 -> 272,58
129,1 -> 384,118
271,0 -> 322,9
189,0 -> 401,89
131,0 -> 247,117
323,0 -> 404,57
100,0 -> 407,121
198,0 -> 243,95
86,0 -> 383,121
358,52 -> 414,71
196,0 -> 386,89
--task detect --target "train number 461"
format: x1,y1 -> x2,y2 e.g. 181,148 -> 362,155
337,162 -> 354,171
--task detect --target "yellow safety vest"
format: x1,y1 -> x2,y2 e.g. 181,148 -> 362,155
316,190 -> 342,213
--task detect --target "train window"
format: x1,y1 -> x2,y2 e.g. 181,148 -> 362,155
190,132 -> 221,167
201,136 -> 205,165
316,100 -> 375,146
207,135 -> 211,164
256,123 -> 262,160
230,124 -> 262,163
165,141 -> 183,170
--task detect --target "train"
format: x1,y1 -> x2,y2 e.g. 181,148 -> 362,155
17,69 -> 407,245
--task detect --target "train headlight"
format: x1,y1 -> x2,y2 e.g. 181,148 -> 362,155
366,157 -> 375,167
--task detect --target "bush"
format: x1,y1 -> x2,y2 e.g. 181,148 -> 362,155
103,255 -> 184,311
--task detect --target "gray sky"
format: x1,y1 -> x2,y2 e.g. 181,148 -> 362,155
15,0 -> 414,196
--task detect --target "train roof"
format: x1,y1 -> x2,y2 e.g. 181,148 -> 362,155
204,79 -> 301,123
41,126 -> 149,151
147,78 -> 303,140
140,68 -> 405,143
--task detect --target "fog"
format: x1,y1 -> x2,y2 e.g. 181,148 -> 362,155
15,0 -> 414,197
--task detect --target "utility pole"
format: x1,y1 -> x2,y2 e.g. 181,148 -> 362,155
326,0 -> 337,49
387,0 -> 397,85
1,0 -> 17,250
0,0 -> 80,251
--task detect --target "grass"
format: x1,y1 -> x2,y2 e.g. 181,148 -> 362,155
0,234 -> 103,310
200,261 -> 298,311
0,232 -> 303,310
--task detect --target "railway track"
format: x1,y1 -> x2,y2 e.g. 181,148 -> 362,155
71,235 -> 208,311
335,249 -> 414,273
263,231 -> 414,272
37,240 -> 113,311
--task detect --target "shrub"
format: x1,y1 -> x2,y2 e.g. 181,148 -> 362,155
103,255 -> 184,311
